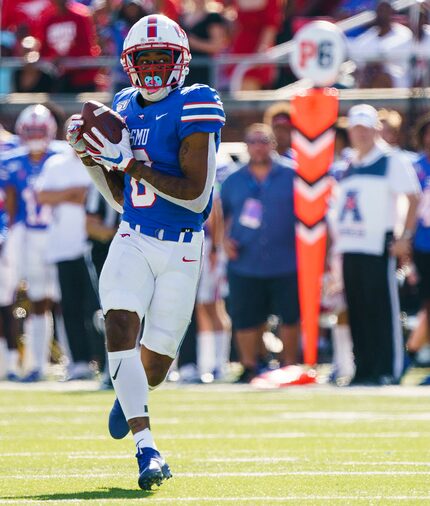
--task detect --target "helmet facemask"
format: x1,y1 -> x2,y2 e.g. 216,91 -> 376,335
21,125 -> 52,153
122,45 -> 190,102
15,104 -> 57,154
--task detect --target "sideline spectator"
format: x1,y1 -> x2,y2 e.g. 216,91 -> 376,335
333,104 -> 421,385
348,0 -> 412,88
411,113 -> 430,385
378,109 -> 418,165
221,123 -> 299,382
182,0 -> 230,87
408,4 -> 430,88
39,0 -> 101,92
1,0 -> 56,40
263,101 -> 295,162
379,108 -> 403,146
226,0 -> 283,90
36,123 -> 99,380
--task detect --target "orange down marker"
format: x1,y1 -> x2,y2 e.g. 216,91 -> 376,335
291,88 -> 338,365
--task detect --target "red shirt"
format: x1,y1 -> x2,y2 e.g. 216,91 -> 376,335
159,0 -> 180,22
40,2 -> 100,87
230,0 -> 282,54
1,0 -> 56,39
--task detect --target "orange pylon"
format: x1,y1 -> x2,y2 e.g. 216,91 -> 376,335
291,88 -> 338,365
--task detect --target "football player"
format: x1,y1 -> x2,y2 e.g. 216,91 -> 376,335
67,14 -> 225,490
4,105 -> 61,381
0,124 -> 21,380
0,163 -> 20,381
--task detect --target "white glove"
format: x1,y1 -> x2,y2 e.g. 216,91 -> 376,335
83,127 -> 135,172
66,114 -> 87,158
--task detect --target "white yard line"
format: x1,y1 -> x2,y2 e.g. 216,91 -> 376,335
342,461 -> 430,466
2,498 -> 430,504
177,471 -> 430,476
2,431 -> 430,441
4,410 -> 430,424
1,381 -> 430,398
279,411 -> 430,421
1,453 -> 428,466
196,457 -> 299,463
4,471 -> 430,479
0,418 -> 180,426
157,431 -> 430,440
0,406 -> 104,413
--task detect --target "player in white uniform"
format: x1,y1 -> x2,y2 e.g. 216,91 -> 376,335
67,14 -> 225,489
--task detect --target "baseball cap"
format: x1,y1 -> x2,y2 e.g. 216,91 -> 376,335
348,104 -> 379,129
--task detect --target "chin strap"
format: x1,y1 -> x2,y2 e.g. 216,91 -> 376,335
139,86 -> 170,102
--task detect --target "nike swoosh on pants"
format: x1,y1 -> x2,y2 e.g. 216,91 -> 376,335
112,360 -> 122,380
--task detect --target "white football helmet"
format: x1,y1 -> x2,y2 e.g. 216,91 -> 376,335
15,104 -> 57,153
121,14 -> 191,102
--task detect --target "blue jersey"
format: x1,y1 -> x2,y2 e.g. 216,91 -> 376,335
0,165 -> 8,244
414,154 -> 430,252
3,151 -> 55,230
0,131 -> 20,157
112,84 -> 225,233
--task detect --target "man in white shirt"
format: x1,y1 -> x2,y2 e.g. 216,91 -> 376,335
37,138 -> 100,380
408,4 -> 430,87
333,104 -> 421,385
348,0 -> 412,88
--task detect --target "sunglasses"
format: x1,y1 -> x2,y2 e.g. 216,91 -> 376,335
246,137 -> 271,145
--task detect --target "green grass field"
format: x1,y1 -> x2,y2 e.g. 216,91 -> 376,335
1,382 -> 430,505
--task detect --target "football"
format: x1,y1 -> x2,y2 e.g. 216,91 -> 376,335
81,100 -> 125,147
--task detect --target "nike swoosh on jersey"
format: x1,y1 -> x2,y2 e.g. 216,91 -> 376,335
102,153 -> 123,164
112,360 -> 122,380
156,113 -> 168,120
182,257 -> 197,262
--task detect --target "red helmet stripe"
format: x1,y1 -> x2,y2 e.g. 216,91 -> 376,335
147,17 -> 158,38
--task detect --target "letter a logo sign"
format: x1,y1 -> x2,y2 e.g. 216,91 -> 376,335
340,190 -> 362,222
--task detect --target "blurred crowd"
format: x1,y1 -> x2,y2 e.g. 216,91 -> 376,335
2,0 -> 430,94
2,97 -> 430,387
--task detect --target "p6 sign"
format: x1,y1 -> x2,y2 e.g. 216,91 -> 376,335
290,21 -> 346,87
